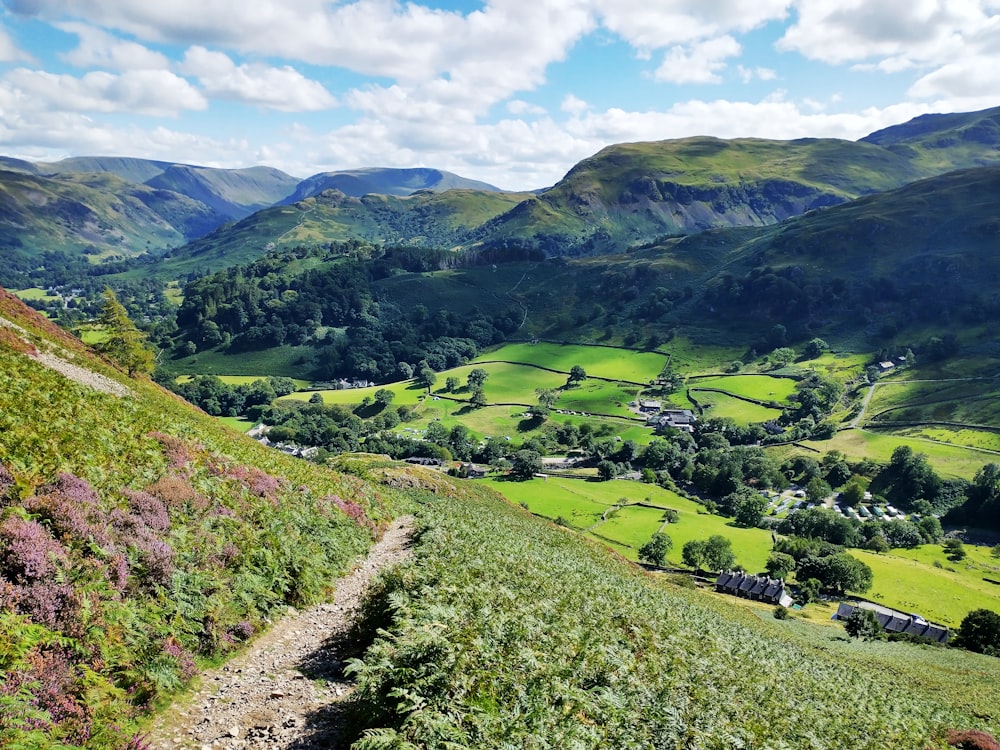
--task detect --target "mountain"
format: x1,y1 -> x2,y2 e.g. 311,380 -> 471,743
157,186 -> 531,278
281,166 -> 500,203
45,157 -> 300,220
151,106 -> 1000,271
861,104 -> 1000,165
475,107 -> 1000,255
0,168 -> 223,277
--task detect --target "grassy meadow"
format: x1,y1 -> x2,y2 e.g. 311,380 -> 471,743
473,341 -> 669,382
486,477 -> 774,572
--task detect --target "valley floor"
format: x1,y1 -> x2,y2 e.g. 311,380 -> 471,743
145,517 -> 414,750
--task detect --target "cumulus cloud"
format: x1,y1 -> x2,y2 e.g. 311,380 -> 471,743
654,36 -> 741,84
561,94 -> 589,115
737,65 -> 777,83
778,0 -> 996,68
594,0 -> 790,50
57,22 -> 169,70
3,68 -> 207,116
179,47 -> 336,112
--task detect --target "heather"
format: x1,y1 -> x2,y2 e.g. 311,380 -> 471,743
0,304 -> 396,748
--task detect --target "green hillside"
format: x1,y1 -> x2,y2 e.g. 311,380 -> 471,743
158,187 -> 531,277
0,169 -> 222,279
3,287 -> 1000,748
0,288 -> 396,747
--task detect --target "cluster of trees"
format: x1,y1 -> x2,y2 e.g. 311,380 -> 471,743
173,243 -> 523,381
771,536 -> 873,595
162,375 -> 298,417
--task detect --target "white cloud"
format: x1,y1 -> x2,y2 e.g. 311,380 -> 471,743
655,36 -> 741,84
0,24 -> 28,62
737,65 -> 778,83
3,68 -> 207,116
778,0 -> 996,68
57,22 -> 169,70
180,47 -> 336,112
507,99 -> 547,115
561,94 -> 589,115
594,0 -> 790,50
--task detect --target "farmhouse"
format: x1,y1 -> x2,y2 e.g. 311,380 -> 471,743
715,571 -> 794,607
877,360 -> 896,373
649,409 -> 698,432
638,399 -> 663,412
833,602 -> 950,643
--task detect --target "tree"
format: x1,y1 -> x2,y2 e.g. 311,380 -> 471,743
840,476 -> 867,507
374,388 -> 395,408
470,388 -> 487,408
444,376 -> 460,392
597,460 -> 618,481
804,338 -> 829,359
94,288 -> 154,377
806,476 -> 832,503
567,365 -> 587,385
797,577 -> 822,605
510,450 -> 541,481
734,494 -> 768,528
956,609 -> 1000,655
701,535 -> 736,572
467,367 -> 489,390
770,347 -> 795,368
534,387 -> 559,417
943,537 -> 966,561
682,540 -> 706,570
845,607 -> 883,640
418,361 -> 437,390
765,552 -> 796,579
308,392 -> 324,405
638,533 -> 673,567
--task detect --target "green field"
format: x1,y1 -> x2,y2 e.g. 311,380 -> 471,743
900,426 -> 1000,452
168,345 -> 315,378
485,474 -> 1000,627
867,377 -> 1000,425
435,362 -> 567,402
280,380 -> 427,407
687,374 -> 798,402
689,390 -> 783,424
216,415 -> 256,433
853,544 -> 1000,628
12,287 -> 60,302
486,477 -> 772,571
178,374 -> 311,389
795,428 -> 995,480
474,342 -> 668,382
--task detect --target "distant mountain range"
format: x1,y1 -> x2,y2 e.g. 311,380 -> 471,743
1,105 -> 999,282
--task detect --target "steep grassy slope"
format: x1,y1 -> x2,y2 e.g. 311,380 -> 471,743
0,169 -> 222,275
0,288 -> 396,747
343,469 -> 1000,748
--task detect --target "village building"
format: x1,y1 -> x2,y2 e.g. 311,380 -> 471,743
648,408 -> 698,433
715,571 -> 794,607
833,602 -> 949,643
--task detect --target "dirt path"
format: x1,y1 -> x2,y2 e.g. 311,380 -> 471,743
147,516 -> 414,750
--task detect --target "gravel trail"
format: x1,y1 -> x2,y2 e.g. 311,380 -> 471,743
147,516 -> 414,750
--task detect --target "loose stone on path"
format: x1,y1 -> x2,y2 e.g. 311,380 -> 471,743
147,517 -> 414,749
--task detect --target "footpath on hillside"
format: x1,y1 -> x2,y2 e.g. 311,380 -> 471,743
147,517 -> 415,750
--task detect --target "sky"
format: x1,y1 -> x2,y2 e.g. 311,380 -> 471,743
0,0 -> 998,191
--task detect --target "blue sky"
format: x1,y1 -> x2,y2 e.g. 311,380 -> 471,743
0,1 -> 997,190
